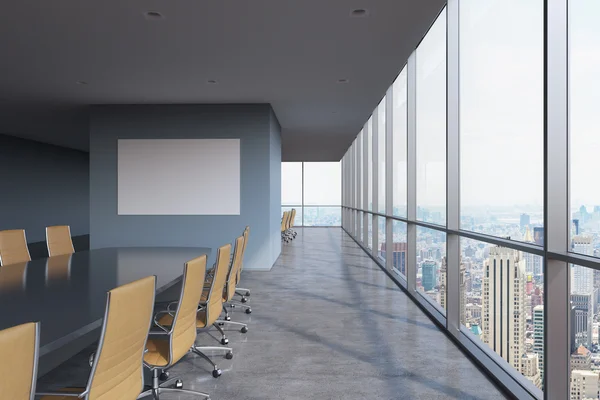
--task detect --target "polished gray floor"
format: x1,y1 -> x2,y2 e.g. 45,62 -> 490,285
38,228 -> 508,399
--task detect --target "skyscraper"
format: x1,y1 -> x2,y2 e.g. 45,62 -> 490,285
520,213 -> 531,229
571,293 -> 593,348
439,256 -> 466,325
421,260 -> 437,292
381,242 -> 408,275
533,306 -> 544,383
481,246 -> 526,372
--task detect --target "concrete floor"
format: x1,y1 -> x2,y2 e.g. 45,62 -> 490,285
38,228 -> 508,399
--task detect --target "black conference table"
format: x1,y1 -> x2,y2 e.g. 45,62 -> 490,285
0,246 -> 211,376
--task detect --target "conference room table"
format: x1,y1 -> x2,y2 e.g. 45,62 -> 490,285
0,246 -> 211,376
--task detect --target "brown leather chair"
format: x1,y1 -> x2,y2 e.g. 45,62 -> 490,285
0,322 -> 39,400
281,211 -> 290,242
46,225 -> 75,257
217,236 -> 249,332
177,244 -> 235,377
144,254 -> 224,396
38,276 -> 156,400
0,229 -> 31,266
0,261 -> 28,293
235,226 -> 251,298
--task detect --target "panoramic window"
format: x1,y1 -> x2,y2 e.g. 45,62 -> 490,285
303,162 -> 341,226
392,66 -> 408,218
416,227 -> 446,311
416,8 -> 446,225
570,0 -> 600,257
377,97 -> 386,215
367,117 -> 373,212
459,0 -> 543,241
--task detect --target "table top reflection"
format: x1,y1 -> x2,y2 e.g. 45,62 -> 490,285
0,247 -> 211,359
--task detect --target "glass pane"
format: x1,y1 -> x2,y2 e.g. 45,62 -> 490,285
358,211 -> 364,244
460,238 -> 544,392
570,1 -> 600,256
416,227 -> 446,311
356,132 -> 363,210
282,207 -> 302,227
459,0 -> 543,240
367,215 -> 373,250
282,162 -> 302,206
377,98 -> 386,214
377,216 -> 386,261
303,162 -> 341,206
569,265 -> 598,399
391,220 -> 408,279
416,8 -> 446,225
393,66 -> 408,218
302,207 -> 341,227
367,118 -> 373,212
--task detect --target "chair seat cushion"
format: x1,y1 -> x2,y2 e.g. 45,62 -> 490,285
144,338 -> 170,367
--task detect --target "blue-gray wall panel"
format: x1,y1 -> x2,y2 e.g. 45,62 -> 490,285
89,104 -> 280,270
269,110 -> 282,263
0,134 -> 89,242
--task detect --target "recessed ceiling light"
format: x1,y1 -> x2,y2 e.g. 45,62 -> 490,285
207,79 -> 218,84
144,11 -> 164,20
350,9 -> 369,18
337,79 -> 349,84
76,81 -> 88,85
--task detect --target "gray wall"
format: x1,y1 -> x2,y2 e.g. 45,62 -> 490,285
0,134 -> 90,244
269,110 -> 282,263
89,104 -> 281,270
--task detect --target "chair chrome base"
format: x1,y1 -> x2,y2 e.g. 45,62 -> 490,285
217,319 -> 248,333
138,369 -> 210,399
236,288 -> 251,297
192,346 -> 233,378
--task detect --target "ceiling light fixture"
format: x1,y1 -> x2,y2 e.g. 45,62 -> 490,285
207,79 -> 218,84
76,81 -> 88,85
337,79 -> 349,84
350,9 -> 369,17
144,11 -> 164,20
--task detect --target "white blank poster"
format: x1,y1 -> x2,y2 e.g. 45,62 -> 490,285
118,139 -> 240,215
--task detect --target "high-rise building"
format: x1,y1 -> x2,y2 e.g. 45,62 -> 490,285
523,229 -> 543,280
571,345 -> 592,371
521,353 -> 542,390
421,260 -> 437,292
533,227 -> 544,246
533,306 -> 544,383
381,242 -> 408,275
481,246 -> 526,372
531,287 -> 543,315
520,213 -> 531,229
439,256 -> 466,325
570,370 -> 599,400
571,293 -> 593,348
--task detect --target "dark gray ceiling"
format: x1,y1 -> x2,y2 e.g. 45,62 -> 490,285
0,1 -> 444,161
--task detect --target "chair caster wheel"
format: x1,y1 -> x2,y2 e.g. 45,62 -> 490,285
175,379 -> 183,389
225,315 -> 231,321
212,369 -> 222,378
218,321 -> 224,326
221,338 -> 229,345
225,351 -> 233,360
245,291 -> 250,297
230,304 -> 236,308
160,371 -> 170,381
241,326 -> 248,333
241,297 -> 248,303
245,308 -> 252,314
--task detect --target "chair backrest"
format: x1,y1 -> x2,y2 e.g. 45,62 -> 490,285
281,211 -> 289,232
46,225 -> 75,257
170,255 -> 206,365
0,230 -> 31,266
0,322 -> 39,400
203,244 -> 231,325
290,209 -> 296,228
224,236 -> 244,302
87,276 -> 156,400
236,226 -> 250,283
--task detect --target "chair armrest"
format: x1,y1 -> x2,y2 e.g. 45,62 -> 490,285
153,310 -> 174,333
